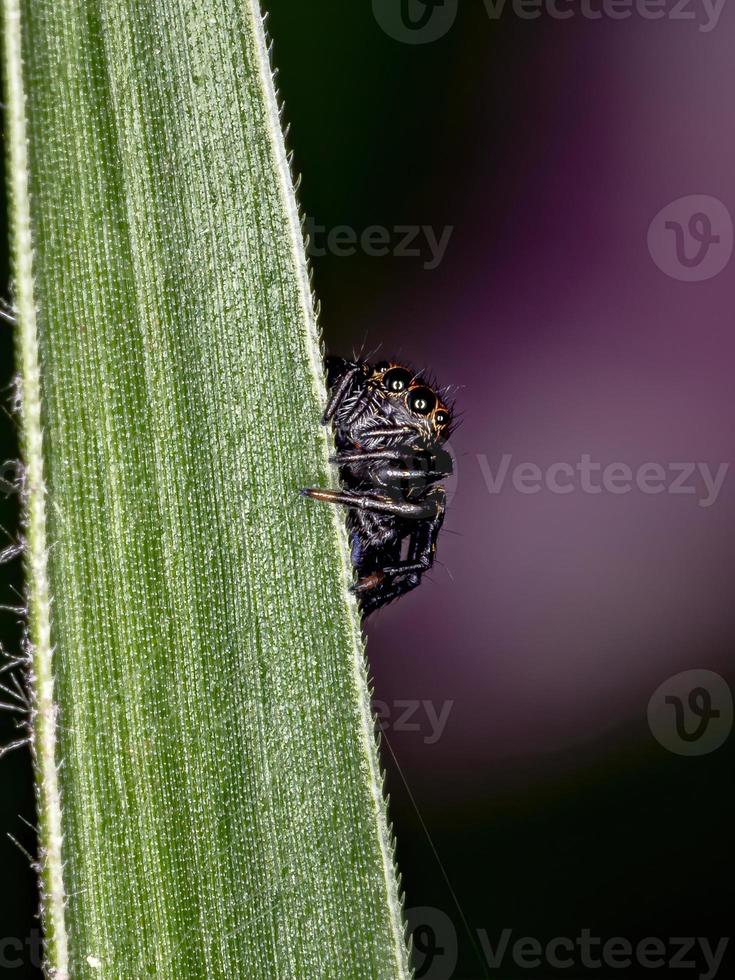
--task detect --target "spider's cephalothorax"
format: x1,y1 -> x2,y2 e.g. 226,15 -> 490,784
302,356 -> 454,617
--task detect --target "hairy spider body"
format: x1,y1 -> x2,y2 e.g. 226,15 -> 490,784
303,356 -> 454,617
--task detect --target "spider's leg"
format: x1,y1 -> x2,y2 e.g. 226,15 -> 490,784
330,452 -> 447,478
301,487 -> 439,520
332,449 -> 452,487
355,489 -> 447,616
381,467 -> 449,481
359,575 -> 422,618
340,384 -> 377,429
330,450 -> 402,465
322,364 -> 362,423
330,452 -> 446,485
384,489 -> 446,576
357,427 -> 416,441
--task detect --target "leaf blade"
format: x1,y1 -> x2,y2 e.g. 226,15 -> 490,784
3,0 -> 411,976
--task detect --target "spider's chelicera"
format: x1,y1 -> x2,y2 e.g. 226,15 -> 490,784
302,356 -> 454,617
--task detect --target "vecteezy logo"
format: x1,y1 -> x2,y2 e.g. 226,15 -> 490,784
647,670 -> 733,756
372,0 -> 458,44
667,213 -> 720,269
647,195 -> 733,282
405,907 -> 458,980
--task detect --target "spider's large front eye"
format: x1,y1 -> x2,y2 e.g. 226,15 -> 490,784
407,386 -> 437,416
382,367 -> 413,393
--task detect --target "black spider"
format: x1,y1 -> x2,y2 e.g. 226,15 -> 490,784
302,356 -> 454,617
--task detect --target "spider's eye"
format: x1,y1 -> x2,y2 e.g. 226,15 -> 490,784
435,410 -> 449,427
407,386 -> 437,416
382,368 -> 413,393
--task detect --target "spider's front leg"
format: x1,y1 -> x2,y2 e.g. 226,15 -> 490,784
321,356 -> 371,425
300,486 -> 440,520
329,450 -> 450,484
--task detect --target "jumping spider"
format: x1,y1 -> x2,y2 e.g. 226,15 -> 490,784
302,356 -> 454,617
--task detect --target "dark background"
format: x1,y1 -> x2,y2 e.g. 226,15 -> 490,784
1,2 -> 733,977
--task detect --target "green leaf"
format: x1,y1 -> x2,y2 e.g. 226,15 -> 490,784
2,1 -> 411,976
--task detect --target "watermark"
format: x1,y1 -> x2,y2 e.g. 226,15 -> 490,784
477,454 -> 730,507
648,669 -> 733,755
372,0 -> 459,44
478,928 -> 730,978
406,912 -> 731,979
225,698 -> 454,744
406,907 -> 458,979
373,698 -> 454,744
0,930 -> 42,970
304,217 -> 454,270
372,0 -> 725,43
648,196 -> 733,282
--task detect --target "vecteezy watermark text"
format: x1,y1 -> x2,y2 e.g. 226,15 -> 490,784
476,454 -> 729,507
373,698 -> 454,744
477,929 -> 729,978
372,0 -> 726,43
406,912 -> 731,980
232,698 -> 454,745
482,0 -> 725,32
303,217 -> 454,270
0,930 -> 42,970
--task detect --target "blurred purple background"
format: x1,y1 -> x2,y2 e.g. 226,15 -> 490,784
366,8 -> 735,781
